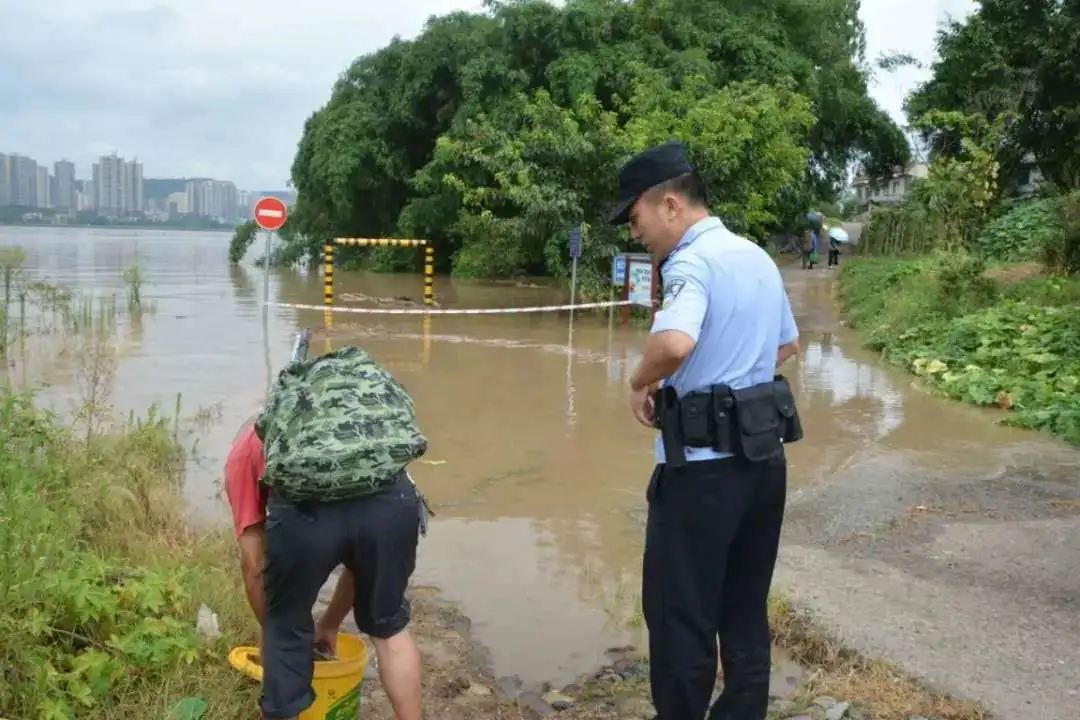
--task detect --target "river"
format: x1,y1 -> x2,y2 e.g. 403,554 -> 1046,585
2,226 -> 1077,716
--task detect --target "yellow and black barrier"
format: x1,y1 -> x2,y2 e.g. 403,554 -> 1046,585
322,238 -> 435,308
321,237 -> 436,361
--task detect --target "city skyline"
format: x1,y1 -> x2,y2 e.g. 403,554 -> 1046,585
1,1 -> 975,191
0,148 -> 284,197
0,148 -> 294,224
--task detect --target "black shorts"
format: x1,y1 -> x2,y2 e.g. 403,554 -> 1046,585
260,472 -> 420,718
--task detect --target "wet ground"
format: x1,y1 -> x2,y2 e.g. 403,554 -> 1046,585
4,227 -> 1079,717
776,269 -> 1080,720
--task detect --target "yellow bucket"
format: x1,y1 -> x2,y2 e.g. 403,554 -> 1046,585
228,633 -> 369,720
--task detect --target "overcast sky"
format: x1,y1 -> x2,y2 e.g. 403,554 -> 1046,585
2,0 -> 974,190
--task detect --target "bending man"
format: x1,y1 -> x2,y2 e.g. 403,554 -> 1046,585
225,419 -> 423,720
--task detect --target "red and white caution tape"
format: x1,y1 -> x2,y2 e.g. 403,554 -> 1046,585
274,300 -> 634,315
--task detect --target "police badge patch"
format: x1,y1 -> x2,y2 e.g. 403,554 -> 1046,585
662,278 -> 685,307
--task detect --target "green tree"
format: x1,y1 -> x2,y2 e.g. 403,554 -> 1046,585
906,0 -> 1080,192
287,0 -> 909,279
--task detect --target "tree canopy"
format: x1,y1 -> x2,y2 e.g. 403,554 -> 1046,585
287,0 -> 909,286
905,0 -> 1080,194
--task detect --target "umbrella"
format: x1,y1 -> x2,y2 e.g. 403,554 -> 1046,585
828,226 -> 850,244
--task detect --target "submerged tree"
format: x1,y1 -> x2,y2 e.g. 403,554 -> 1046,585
288,0 -> 909,283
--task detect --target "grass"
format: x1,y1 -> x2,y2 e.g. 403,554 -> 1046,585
0,387 -> 258,719
766,595 -> 985,719
838,252 -> 1080,444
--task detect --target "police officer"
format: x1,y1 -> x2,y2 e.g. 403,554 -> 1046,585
609,141 -> 802,720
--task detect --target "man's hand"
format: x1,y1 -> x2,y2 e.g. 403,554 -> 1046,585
777,339 -> 801,367
313,567 -> 356,657
314,616 -> 340,655
629,383 -> 657,428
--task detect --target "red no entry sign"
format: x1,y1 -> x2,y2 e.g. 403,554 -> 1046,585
253,196 -> 288,231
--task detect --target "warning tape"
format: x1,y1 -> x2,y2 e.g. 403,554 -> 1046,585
274,300 -> 634,316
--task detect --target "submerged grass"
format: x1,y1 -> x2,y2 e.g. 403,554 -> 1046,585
0,248 -> 253,719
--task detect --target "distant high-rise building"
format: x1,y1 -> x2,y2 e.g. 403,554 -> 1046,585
127,159 -> 143,213
35,166 -> 50,209
0,154 -> 11,206
54,160 -> 76,210
10,154 -> 37,207
92,153 -> 143,215
184,178 -> 237,222
75,180 -> 94,212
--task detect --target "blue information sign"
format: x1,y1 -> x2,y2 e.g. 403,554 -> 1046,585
569,225 -> 582,259
612,254 -> 627,286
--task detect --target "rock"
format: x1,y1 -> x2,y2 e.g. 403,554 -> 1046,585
824,701 -> 850,720
444,676 -> 470,696
613,656 -> 649,679
785,716 -> 814,720
541,690 -> 574,710
466,681 -> 492,696
813,696 -> 838,709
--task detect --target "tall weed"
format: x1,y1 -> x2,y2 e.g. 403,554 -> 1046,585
0,392 -> 256,719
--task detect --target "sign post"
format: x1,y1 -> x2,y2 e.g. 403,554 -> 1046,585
253,196 -> 289,393
610,252 -> 627,328
568,224 -> 582,307
253,196 -> 289,305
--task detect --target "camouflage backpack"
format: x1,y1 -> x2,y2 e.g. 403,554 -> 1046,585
254,345 -> 427,502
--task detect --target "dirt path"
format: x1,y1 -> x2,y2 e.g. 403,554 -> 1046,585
775,268 -> 1080,720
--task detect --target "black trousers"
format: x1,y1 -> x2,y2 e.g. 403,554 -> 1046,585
642,453 -> 787,720
827,248 -> 840,266
260,472 -> 420,718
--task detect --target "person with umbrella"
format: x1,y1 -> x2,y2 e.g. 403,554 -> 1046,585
827,225 -> 849,268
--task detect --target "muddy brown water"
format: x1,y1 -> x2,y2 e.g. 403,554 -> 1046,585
1,226 -> 1069,691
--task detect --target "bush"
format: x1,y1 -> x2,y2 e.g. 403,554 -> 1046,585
839,256 -> 1080,445
228,220 -> 258,264
1040,192 -> 1080,275
976,198 -> 1061,262
838,253 -> 997,352
0,392 -> 256,719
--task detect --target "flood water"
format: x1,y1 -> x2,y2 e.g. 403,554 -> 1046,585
0,226 -> 1066,688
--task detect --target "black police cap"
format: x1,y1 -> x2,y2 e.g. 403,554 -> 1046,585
608,140 -> 694,226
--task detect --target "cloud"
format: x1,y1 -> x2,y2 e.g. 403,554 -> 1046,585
862,0 -> 977,123
0,0 -> 973,190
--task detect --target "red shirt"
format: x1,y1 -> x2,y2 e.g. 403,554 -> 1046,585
224,424 -> 268,537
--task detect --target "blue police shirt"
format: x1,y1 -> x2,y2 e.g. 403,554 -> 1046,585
649,217 -> 799,464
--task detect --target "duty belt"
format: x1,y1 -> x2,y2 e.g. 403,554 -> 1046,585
653,376 -> 803,468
